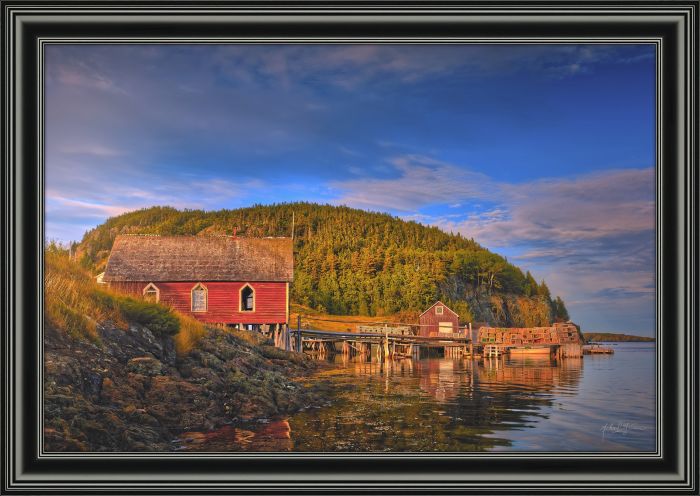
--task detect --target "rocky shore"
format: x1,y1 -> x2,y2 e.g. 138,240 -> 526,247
44,322 -> 322,451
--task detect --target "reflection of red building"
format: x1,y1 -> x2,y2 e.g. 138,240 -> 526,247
415,359 -> 465,402
418,301 -> 459,337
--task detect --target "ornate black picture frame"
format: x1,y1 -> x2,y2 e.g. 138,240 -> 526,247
1,2 -> 697,494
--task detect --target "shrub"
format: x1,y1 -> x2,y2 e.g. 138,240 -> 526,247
117,297 -> 180,336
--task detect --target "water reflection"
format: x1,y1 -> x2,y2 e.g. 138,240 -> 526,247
480,356 -> 583,395
179,354 -> 592,452
177,419 -> 293,451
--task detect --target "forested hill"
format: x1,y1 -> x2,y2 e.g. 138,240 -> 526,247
75,203 -> 570,327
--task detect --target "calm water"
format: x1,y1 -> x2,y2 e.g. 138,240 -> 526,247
179,342 -> 656,452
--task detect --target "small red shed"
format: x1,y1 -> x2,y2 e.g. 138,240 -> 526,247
103,235 -> 293,332
418,301 -> 459,337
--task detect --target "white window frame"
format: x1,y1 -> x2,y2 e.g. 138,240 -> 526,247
239,283 -> 255,312
435,306 -> 444,315
191,283 -> 208,313
142,282 -> 160,303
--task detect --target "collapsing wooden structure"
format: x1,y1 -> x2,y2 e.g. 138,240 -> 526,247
477,322 -> 584,358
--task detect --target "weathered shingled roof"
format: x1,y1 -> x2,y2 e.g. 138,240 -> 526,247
103,235 -> 293,282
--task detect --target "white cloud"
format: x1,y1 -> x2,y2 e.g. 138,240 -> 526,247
46,195 -> 133,218
331,154 -> 493,211
452,168 -> 654,246
45,175 -> 268,242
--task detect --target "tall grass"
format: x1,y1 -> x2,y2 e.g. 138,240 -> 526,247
173,313 -> 207,356
45,244 -> 207,352
45,245 -> 125,342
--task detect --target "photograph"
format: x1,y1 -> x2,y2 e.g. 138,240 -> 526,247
42,42 -> 658,453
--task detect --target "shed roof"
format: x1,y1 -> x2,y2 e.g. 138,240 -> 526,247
103,235 -> 293,282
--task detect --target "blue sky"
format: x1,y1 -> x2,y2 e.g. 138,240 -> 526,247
45,44 -> 656,335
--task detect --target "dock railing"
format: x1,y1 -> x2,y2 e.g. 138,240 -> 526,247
357,324 -> 413,335
428,331 -> 467,339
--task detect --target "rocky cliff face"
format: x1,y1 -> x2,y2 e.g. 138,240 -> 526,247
44,323 -> 320,452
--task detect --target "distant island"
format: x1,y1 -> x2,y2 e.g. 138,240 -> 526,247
583,332 -> 655,343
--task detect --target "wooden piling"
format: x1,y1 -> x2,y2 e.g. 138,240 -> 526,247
296,315 -> 302,353
295,324 -> 471,363
469,322 -> 474,358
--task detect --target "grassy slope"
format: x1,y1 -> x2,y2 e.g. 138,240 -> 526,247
45,245 -> 206,355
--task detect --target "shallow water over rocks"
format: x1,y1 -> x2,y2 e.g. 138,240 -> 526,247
179,342 -> 656,452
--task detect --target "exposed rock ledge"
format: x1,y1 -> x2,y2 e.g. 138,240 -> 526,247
44,322 -> 321,452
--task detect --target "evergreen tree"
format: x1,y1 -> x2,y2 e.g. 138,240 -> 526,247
552,296 -> 570,322
76,203 -> 569,323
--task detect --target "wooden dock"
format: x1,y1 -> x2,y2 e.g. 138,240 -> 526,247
287,330 -> 586,362
294,327 -> 470,361
484,344 -> 505,357
478,323 -> 584,360
278,316 -> 588,364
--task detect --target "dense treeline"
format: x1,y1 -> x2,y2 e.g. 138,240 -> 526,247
76,203 -> 570,326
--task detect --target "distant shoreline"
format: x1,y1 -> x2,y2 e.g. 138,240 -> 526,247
583,332 -> 655,343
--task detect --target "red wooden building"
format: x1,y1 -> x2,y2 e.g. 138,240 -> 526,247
418,301 -> 459,337
103,235 -> 293,331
